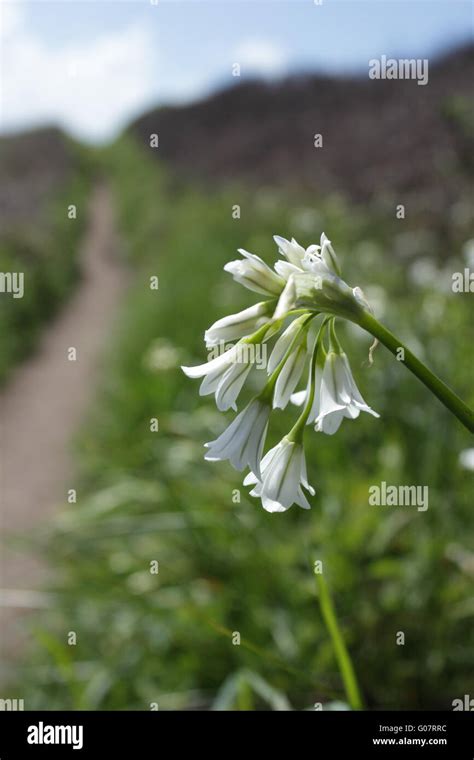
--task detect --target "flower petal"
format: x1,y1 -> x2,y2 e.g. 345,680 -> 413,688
205,400 -> 269,478
223,249 -> 284,296
181,345 -> 237,379
273,345 -> 307,410
267,314 -> 307,374
274,260 -> 303,280
273,235 -> 306,267
215,361 -> 252,411
205,302 -> 272,347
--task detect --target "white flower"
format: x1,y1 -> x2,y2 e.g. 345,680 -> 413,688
182,232 -> 382,517
267,314 -> 308,374
274,259 -> 304,280
213,360 -> 253,412
301,243 -> 332,276
273,233 -> 340,280
352,286 -> 372,313
204,301 -> 272,347
182,343 -> 251,411
289,350 -> 325,424
267,315 -> 310,410
459,448 -> 474,471
290,389 -> 307,407
244,437 -> 315,512
273,274 -> 297,319
224,249 -> 284,296
273,235 -> 307,279
315,351 -> 379,435
319,232 -> 341,276
205,398 -> 270,477
273,342 -> 307,410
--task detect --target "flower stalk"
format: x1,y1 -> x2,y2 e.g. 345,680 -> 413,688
315,570 -> 363,711
356,311 -> 474,434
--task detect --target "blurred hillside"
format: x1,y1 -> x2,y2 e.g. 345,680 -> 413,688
0,128 -> 76,234
131,45 -> 474,217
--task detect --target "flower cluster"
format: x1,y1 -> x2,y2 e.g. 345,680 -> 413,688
182,234 -> 379,513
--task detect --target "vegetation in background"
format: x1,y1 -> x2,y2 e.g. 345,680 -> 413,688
8,137 -> 474,710
0,133 -> 92,383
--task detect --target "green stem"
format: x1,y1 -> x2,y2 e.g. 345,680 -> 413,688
328,317 -> 343,354
357,312 -> 474,434
288,317 -> 330,441
315,571 -> 363,710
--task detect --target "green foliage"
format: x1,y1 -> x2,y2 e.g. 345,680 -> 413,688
12,137 -> 474,710
0,144 -> 91,383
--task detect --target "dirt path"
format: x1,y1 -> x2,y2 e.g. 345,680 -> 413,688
0,183 -> 127,669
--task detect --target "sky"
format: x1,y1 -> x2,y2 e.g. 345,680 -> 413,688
0,0 -> 472,143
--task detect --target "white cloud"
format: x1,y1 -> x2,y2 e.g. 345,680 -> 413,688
1,2 -> 23,38
0,5 -> 156,142
233,38 -> 288,78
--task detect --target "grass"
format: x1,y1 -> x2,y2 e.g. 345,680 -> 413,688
0,142 -> 91,384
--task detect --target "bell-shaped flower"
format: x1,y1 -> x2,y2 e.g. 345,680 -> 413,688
267,315 -> 311,409
289,347 -> 325,424
273,235 -> 307,279
205,398 -> 270,478
224,249 -> 284,296
315,350 -> 379,435
244,437 -> 315,512
274,233 -> 341,280
182,343 -> 251,412
352,286 -> 372,312
273,274 -> 298,319
319,232 -> 341,276
204,301 -> 273,347
267,314 -> 308,374
301,243 -> 333,277
273,342 -> 307,410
